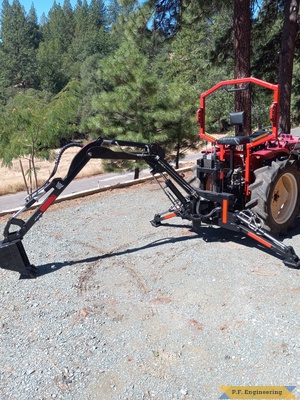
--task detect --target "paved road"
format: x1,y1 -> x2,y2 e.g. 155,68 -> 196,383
1,127 -> 299,213
0,168 -> 151,212
292,126 -> 300,136
0,153 -> 197,213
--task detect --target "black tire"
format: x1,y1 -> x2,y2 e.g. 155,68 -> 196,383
247,159 -> 300,235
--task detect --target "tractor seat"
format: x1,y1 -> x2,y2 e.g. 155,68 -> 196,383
216,136 -> 251,146
216,111 -> 251,146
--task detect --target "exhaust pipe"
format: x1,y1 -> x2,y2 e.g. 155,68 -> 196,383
0,239 -> 36,278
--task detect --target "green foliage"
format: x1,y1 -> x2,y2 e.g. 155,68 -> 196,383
204,89 -> 234,134
79,53 -> 109,131
252,0 -> 283,82
161,4 -> 233,139
68,0 -> 109,78
0,81 -> 81,188
291,61 -> 300,127
88,6 -> 165,144
0,0 -> 298,182
37,38 -> 70,93
0,90 -> 57,191
41,2 -> 74,51
37,0 -> 110,92
0,0 -> 40,90
47,79 -> 82,140
207,2 -> 234,67
162,11 -> 210,84
37,2 -> 75,93
152,79 -> 199,167
90,44 -> 164,142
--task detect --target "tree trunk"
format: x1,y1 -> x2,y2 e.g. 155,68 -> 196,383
278,0 -> 300,133
175,144 -> 180,169
234,0 -> 251,135
19,159 -> 29,194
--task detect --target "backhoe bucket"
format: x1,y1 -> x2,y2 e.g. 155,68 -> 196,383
0,240 -> 36,278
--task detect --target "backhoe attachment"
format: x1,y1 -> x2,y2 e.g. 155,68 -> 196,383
0,137 -> 299,279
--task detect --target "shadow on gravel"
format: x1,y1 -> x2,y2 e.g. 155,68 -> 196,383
36,229 -> 199,277
192,222 -> 300,266
35,221 -> 300,277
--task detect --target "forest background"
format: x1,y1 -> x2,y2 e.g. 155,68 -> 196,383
0,0 -> 299,193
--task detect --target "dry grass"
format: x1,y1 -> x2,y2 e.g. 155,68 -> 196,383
0,147 -> 104,196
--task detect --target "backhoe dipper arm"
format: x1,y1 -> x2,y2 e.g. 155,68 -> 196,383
0,139 -> 155,276
0,136 -> 200,278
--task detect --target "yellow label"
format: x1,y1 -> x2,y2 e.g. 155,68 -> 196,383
219,386 -> 296,399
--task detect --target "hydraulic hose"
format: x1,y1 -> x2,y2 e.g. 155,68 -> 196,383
26,142 -> 84,200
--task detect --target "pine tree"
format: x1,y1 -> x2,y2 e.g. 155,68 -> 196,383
37,38 -> 69,93
41,1 -> 74,52
69,0 -> 97,76
233,0 -> 251,134
89,0 -> 107,27
0,0 -> 40,92
37,1 -> 75,93
253,0 -> 300,132
27,4 -> 41,50
69,0 -> 108,77
278,0 -> 300,133
89,38 -> 163,143
79,53 -> 107,131
252,0 -> 283,82
153,79 -> 199,168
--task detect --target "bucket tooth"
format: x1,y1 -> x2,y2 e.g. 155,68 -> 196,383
0,240 -> 36,278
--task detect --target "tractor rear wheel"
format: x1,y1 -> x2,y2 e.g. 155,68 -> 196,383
247,159 -> 300,235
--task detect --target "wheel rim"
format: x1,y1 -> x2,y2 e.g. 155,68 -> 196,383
270,172 -> 298,225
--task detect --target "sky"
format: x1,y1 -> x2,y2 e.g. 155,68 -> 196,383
19,1 -> 86,20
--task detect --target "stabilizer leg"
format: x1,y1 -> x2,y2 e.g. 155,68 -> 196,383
235,210 -> 300,269
150,211 -> 178,227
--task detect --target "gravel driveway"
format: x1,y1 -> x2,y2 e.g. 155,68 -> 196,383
0,180 -> 300,400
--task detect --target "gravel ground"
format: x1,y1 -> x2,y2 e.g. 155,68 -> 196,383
0,180 -> 300,400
